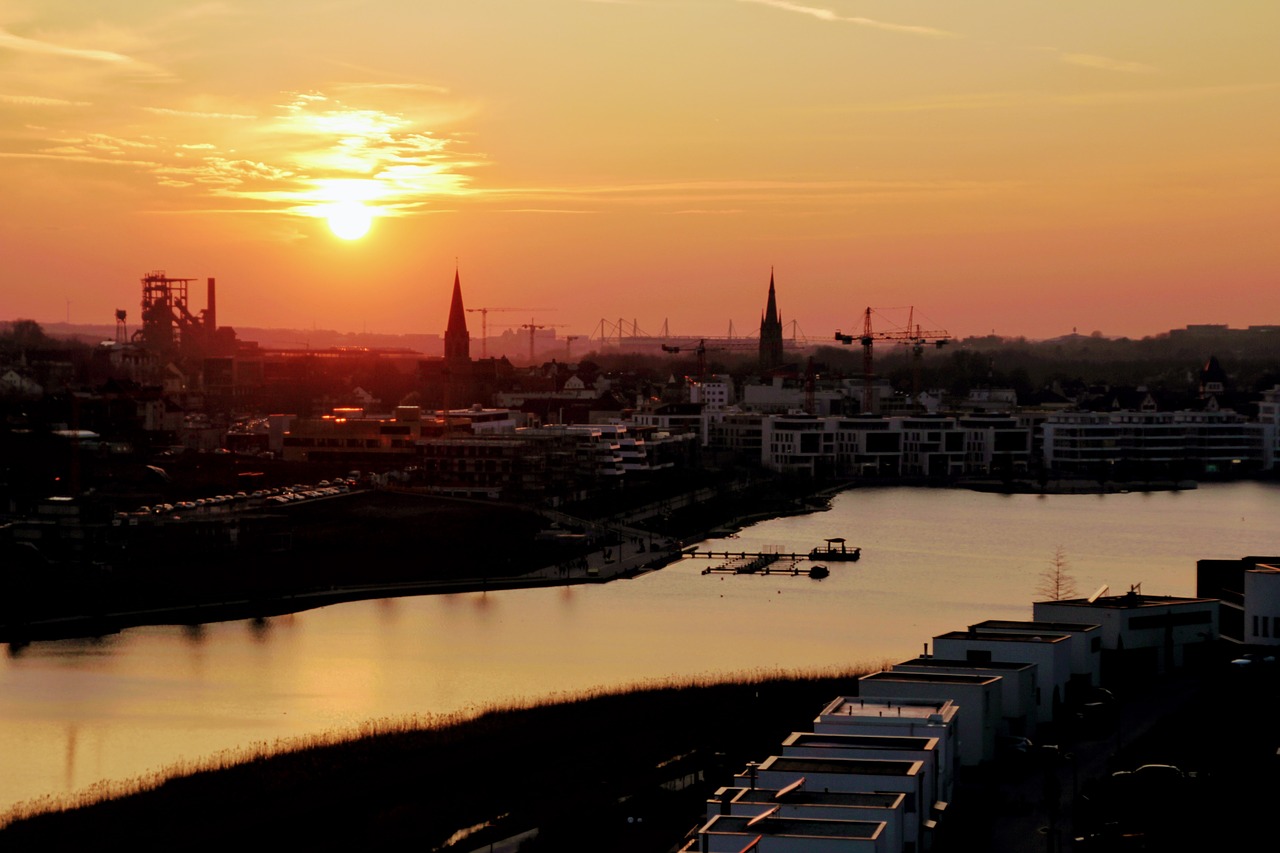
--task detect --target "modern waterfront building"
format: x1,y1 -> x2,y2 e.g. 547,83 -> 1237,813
856,671 -> 1003,766
813,696 -> 958,789
931,629 -> 1073,724
1196,556 -> 1280,646
891,657 -> 1039,738
780,731 -> 947,810
734,755 -> 927,852
1032,590 -> 1219,677
697,813 -> 890,852
704,787 -> 905,853
967,619 -> 1103,694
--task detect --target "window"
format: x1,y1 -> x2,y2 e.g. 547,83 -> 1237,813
966,649 -> 992,663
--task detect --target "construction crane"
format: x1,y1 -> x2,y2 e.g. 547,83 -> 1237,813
564,335 -> 583,359
661,338 -> 758,383
836,307 -> 950,413
520,319 -> 568,365
466,307 -> 552,358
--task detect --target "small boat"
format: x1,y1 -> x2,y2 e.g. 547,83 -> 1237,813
810,537 -> 860,561
808,564 -> 829,580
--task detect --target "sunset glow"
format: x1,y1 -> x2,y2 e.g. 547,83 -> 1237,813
325,202 -> 373,241
1,2 -> 1277,339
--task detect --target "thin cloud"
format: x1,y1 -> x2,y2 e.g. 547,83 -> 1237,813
820,81 -> 1280,114
1061,53 -> 1157,74
471,178 -> 1011,208
0,25 -> 168,76
1057,81 -> 1280,106
736,0 -> 959,38
0,150 -> 161,169
141,106 -> 256,120
334,82 -> 451,95
0,93 -> 91,107
482,178 -> 997,196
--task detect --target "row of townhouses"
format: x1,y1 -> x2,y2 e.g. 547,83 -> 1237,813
250,381 -> 1280,498
687,585 -> 1232,852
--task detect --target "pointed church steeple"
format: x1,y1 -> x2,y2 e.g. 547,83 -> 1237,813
763,268 -> 780,326
444,267 -> 470,361
759,267 -> 784,371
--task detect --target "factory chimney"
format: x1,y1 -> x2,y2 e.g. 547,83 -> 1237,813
206,277 -> 217,341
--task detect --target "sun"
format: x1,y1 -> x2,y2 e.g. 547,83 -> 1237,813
326,201 -> 373,240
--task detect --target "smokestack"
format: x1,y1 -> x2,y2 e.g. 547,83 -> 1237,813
206,277 -> 217,339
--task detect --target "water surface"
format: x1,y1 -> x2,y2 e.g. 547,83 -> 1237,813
3,483 -> 1277,817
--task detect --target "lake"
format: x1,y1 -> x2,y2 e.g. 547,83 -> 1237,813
2,482 -> 1277,818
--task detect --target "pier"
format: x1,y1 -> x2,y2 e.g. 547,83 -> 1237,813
685,550 -> 810,561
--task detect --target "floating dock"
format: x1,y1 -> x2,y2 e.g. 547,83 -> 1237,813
687,550 -> 809,561
688,539 -> 860,576
701,554 -> 808,576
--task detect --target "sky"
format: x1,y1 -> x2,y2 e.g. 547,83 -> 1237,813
2,0 -> 1278,343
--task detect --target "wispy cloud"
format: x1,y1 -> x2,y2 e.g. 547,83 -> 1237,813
0,93 -> 90,107
473,177 -> 1010,208
333,81 -> 452,95
818,80 -> 1280,115
141,106 -> 257,120
670,208 -> 746,215
495,208 -> 593,214
735,0 -> 959,38
2,88 -> 481,227
1056,81 -> 1280,106
0,25 -> 168,77
1060,53 -> 1157,74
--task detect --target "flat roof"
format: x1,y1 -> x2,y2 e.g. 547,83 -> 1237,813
859,670 -> 1001,687
935,630 -> 1070,644
715,787 -> 903,810
970,619 -> 1100,633
895,657 -> 1035,672
821,696 -> 953,720
782,732 -> 937,751
703,814 -> 883,840
758,755 -> 921,777
1038,593 -> 1219,610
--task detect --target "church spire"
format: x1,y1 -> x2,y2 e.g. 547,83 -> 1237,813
444,267 -> 470,361
763,267 -> 780,325
759,267 -> 784,371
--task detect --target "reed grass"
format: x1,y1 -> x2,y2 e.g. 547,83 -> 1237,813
1,662 -> 888,847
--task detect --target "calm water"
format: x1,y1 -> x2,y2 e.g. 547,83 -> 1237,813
3,483 -> 1278,817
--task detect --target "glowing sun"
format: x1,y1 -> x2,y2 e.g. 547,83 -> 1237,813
326,201 -> 373,240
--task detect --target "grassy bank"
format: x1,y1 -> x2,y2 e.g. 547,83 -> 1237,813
0,667 -> 883,850
0,666 -> 880,845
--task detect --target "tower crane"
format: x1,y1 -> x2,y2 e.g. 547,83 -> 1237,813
466,307 -> 552,358
520,319 -> 568,365
661,338 -> 759,383
564,335 -> 583,359
835,307 -> 950,413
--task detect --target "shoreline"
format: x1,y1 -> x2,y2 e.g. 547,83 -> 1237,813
1,480 -> 822,645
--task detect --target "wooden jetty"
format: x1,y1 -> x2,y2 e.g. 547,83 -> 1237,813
701,554 -> 808,576
687,550 -> 808,561
688,541 -> 860,576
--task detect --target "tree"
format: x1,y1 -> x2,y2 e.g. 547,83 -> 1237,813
1,318 -> 50,352
1037,545 -> 1077,601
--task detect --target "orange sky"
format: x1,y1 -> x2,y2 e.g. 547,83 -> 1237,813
2,1 -> 1277,342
